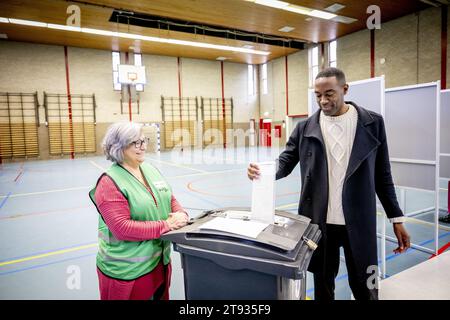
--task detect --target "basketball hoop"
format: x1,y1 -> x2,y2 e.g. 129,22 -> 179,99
117,65 -> 146,86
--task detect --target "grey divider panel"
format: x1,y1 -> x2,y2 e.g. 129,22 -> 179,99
386,85 -> 437,160
308,77 -> 384,117
385,83 -> 438,191
390,162 -> 436,191
345,77 -> 383,114
441,90 -> 450,179
441,157 -> 450,179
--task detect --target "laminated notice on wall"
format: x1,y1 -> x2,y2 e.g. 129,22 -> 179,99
251,161 -> 276,224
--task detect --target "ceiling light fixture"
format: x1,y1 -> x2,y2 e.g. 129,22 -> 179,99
252,0 -> 337,20
8,18 -> 47,27
324,3 -> 346,13
254,0 -> 289,9
0,17 -> 271,56
249,0 -> 357,23
278,26 -> 295,32
47,23 -> 81,32
309,10 -> 337,20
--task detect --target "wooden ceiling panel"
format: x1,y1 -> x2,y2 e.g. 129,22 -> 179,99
81,0 -> 429,41
0,0 -> 431,63
0,23 -> 296,64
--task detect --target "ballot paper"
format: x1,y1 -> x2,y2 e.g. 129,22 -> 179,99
199,217 -> 269,239
251,161 -> 276,224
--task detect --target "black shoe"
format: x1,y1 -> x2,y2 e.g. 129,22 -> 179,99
439,215 -> 450,223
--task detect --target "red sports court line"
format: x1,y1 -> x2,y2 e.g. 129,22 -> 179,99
13,171 -> 23,182
429,241 -> 450,259
13,162 -> 24,182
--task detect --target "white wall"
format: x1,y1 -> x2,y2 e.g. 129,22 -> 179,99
287,50 -> 309,116
0,40 -> 258,126
223,62 -> 259,123
139,54 -> 178,122
68,46 -> 125,123
259,50 -> 309,122
0,41 -> 66,124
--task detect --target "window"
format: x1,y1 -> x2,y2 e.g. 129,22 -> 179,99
248,65 -> 255,96
329,40 -> 337,67
134,53 -> 144,92
309,46 -> 319,87
112,51 -> 121,91
261,63 -> 268,95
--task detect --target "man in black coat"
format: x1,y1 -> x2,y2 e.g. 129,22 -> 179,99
248,67 -> 410,300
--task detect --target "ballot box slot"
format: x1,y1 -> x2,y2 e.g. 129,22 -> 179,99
185,233 -> 289,254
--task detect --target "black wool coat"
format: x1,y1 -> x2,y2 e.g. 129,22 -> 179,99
276,102 -> 404,280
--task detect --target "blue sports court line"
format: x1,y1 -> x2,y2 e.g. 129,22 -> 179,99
0,165 -> 26,213
0,191 -> 11,212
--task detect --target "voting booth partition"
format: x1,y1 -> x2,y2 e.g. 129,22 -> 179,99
385,81 -> 441,257
441,90 -> 450,180
161,208 -> 321,300
441,90 -> 450,221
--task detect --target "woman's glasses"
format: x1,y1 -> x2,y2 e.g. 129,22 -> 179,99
130,137 -> 150,148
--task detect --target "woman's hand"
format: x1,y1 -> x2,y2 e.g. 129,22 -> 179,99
166,211 -> 189,230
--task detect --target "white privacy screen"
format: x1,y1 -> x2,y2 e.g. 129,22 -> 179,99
385,83 -> 439,190
440,90 -> 450,179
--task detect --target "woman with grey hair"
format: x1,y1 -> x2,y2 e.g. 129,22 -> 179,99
89,121 -> 189,300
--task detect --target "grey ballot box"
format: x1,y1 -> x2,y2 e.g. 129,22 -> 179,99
161,207 -> 321,300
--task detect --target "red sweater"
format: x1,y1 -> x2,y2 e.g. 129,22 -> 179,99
95,175 -> 187,241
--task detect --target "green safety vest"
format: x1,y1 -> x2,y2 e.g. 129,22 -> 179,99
89,162 -> 172,280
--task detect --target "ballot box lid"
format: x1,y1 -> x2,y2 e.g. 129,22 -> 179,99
161,207 -> 318,262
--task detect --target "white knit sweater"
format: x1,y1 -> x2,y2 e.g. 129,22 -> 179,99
320,104 -> 358,225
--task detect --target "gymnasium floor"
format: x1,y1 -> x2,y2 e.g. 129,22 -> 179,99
0,147 -> 449,300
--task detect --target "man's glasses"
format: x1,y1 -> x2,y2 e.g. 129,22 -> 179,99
130,137 -> 150,148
